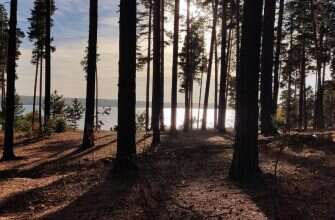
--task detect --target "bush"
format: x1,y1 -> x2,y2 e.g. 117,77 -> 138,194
54,118 -> 67,133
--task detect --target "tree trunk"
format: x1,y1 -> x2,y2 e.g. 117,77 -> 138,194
32,57 -> 39,131
3,0 -> 17,160
214,36 -> 218,129
159,0 -> 165,131
116,0 -> 137,171
286,22 -> 293,132
311,0 -> 324,130
202,0 -> 218,130
260,0 -> 276,136
218,0 -> 228,132
44,0 -> 51,126
229,0 -> 263,182
170,0 -> 180,132
39,54 -> 43,134
95,69 -> 99,130
298,44 -> 306,131
145,0 -> 153,132
273,0 -> 285,115
184,0 -> 191,131
234,0 -> 240,130
151,0 -> 161,146
197,69 -> 204,129
82,0 -> 98,149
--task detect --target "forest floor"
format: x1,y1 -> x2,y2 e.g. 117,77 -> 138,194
0,130 -> 335,220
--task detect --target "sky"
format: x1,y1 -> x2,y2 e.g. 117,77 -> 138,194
1,0 -> 221,105
0,0 -> 324,104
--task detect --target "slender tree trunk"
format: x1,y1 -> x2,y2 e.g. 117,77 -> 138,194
39,54 -> 43,134
286,22 -> 293,132
234,0 -> 240,130
159,0 -> 165,131
214,36 -> 218,129
116,0 -> 137,171
32,58 -> 39,131
151,0 -> 161,146
44,0 -> 51,126
1,69 -> 5,111
3,0 -> 17,160
202,0 -> 218,130
218,0 -> 228,132
145,0 -> 153,132
229,0 -> 263,182
298,44 -> 306,131
82,0 -> 98,149
95,69 -> 99,130
311,0 -> 324,130
170,0 -> 180,132
197,69 -> 204,129
184,0 -> 191,131
260,0 -> 276,136
273,0 -> 285,114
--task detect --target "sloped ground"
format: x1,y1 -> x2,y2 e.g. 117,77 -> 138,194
0,130 -> 334,219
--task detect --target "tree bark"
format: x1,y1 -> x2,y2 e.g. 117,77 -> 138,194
184,0 -> 191,131
151,0 -> 161,146
229,0 -> 263,182
44,0 -> 51,126
260,0 -> 276,136
214,36 -> 218,129
3,0 -> 17,160
273,0 -> 285,115
32,57 -> 39,131
145,0 -> 153,132
116,0 -> 137,171
298,44 -> 306,131
170,0 -> 180,132
202,0 -> 218,130
39,54 -> 43,134
159,0 -> 165,131
82,0 -> 98,149
218,0 -> 228,132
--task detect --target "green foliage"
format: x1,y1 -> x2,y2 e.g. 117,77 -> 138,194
136,111 -> 146,131
178,18 -> 206,93
64,98 -> 85,130
50,90 -> 65,118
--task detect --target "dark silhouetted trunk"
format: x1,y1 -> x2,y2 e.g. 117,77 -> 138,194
151,0 -> 161,146
311,0 -> 324,130
39,54 -> 43,134
202,0 -> 218,130
82,0 -> 98,149
95,69 -> 99,129
170,0 -> 180,132
260,0 -> 276,136
197,69 -> 204,129
229,0 -> 263,182
3,0 -> 17,160
116,0 -> 137,170
218,0 -> 228,132
184,0 -> 191,131
159,0 -> 165,131
214,36 -> 218,129
298,44 -> 306,131
234,0 -> 240,130
145,0 -> 152,132
273,0 -> 285,114
44,0 -> 51,126
286,21 -> 293,132
32,58 -> 39,131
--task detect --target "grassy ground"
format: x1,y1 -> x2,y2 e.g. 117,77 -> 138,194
0,130 -> 334,219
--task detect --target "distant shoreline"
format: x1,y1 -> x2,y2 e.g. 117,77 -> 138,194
19,96 -> 218,108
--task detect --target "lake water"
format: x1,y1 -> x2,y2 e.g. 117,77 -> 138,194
23,105 -> 235,130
